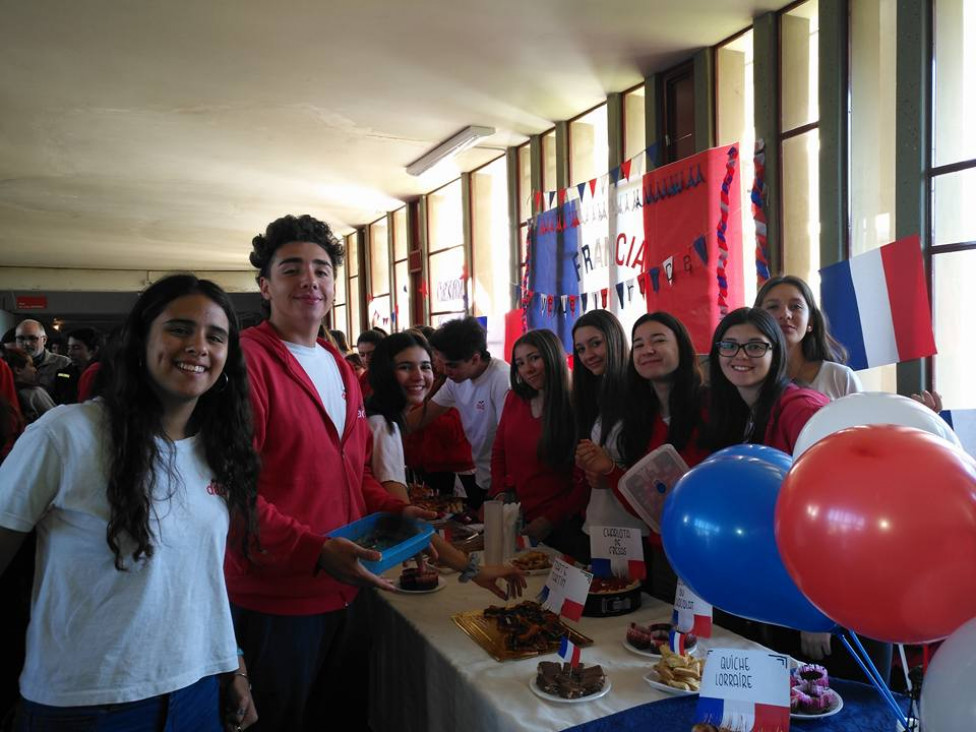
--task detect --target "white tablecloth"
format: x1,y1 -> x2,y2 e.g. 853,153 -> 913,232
367,567 -> 767,732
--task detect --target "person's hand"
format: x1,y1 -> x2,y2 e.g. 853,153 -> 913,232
575,440 -> 614,475
800,631 -> 833,660
221,664 -> 257,731
402,505 -> 439,522
911,389 -> 943,413
524,516 -> 553,542
583,468 -> 606,489
472,564 -> 527,601
317,537 -> 395,591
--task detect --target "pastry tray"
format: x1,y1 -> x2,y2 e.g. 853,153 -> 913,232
452,608 -> 594,662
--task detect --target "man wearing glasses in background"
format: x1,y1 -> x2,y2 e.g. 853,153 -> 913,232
14,320 -> 71,396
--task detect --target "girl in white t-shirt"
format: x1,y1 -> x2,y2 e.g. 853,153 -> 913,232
365,331 -> 526,601
0,275 -> 260,731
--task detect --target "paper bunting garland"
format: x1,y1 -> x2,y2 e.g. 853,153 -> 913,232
752,139 -> 770,286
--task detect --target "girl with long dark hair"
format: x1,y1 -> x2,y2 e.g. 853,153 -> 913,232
490,329 -> 587,558
0,275 -> 260,731
367,331 -> 525,600
754,275 -> 861,399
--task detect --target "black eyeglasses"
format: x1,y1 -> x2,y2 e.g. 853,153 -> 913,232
716,340 -> 773,358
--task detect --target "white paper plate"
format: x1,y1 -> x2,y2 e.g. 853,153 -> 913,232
643,669 -> 699,696
791,690 -> 844,719
396,575 -> 447,594
529,675 -> 611,704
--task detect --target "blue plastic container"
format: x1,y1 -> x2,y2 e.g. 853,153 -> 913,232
327,512 -> 434,575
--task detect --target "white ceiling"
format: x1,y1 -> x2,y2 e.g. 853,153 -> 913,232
0,0 -> 785,272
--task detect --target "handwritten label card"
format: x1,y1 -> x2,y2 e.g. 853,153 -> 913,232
538,557 -> 593,622
672,578 -> 713,638
589,525 -> 646,580
694,649 -> 791,731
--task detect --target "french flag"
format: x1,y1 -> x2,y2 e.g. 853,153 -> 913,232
668,630 -> 687,655
590,557 -> 647,581
515,535 -> 539,550
558,636 -> 581,667
538,586 -> 586,622
941,410 -> 976,460
696,698 -> 790,732
820,235 -> 936,370
672,606 -> 713,638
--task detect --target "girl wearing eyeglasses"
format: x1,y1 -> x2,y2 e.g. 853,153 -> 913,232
704,307 -> 829,455
754,275 -> 861,399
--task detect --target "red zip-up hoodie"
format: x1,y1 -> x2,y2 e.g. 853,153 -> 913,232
225,321 -> 405,615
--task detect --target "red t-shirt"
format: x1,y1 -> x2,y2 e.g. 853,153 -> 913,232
403,407 -> 474,474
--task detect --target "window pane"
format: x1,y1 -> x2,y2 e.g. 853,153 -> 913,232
368,294 -> 392,331
781,0 -> 819,131
542,130 -> 557,193
331,304 -> 347,342
932,249 -> 976,407
395,260 -> 411,331
429,246 -> 467,314
716,30 -> 757,305
348,275 -> 361,343
782,129 -> 821,290
933,0 -> 976,166
933,167 -> 976,246
850,0 -> 897,256
346,234 -> 359,277
471,156 -> 511,319
428,180 -> 463,253
518,144 -> 532,223
570,105 -> 609,186
369,218 -> 390,296
393,207 -> 408,261
624,87 -> 646,162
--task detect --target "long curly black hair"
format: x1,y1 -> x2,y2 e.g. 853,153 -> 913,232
99,274 -> 260,570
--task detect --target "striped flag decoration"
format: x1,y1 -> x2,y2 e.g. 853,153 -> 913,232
669,630 -> 687,655
820,235 -> 936,370
696,698 -> 790,732
558,636 -> 581,667
515,535 -> 539,550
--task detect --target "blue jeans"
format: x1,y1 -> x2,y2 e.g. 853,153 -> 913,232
14,675 -> 222,731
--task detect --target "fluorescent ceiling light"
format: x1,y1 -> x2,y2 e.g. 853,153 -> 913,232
406,125 -> 495,176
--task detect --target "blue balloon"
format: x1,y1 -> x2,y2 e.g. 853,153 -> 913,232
707,444 -> 793,473
661,455 -> 835,632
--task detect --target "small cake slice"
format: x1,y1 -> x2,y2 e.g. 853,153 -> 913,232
536,661 -> 606,699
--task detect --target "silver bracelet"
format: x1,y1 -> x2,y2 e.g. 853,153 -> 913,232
458,554 -> 480,583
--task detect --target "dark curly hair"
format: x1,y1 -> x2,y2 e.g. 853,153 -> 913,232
702,307 -> 790,451
510,329 -> 575,469
620,312 -> 704,465
99,274 -> 260,570
366,331 -> 432,430
249,214 -> 345,280
428,317 -> 489,362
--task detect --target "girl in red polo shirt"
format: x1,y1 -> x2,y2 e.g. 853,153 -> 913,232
490,329 -> 587,560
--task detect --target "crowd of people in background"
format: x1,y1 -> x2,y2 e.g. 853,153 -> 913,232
0,212 -> 939,730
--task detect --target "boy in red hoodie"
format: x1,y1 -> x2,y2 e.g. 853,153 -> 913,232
226,214 -> 428,731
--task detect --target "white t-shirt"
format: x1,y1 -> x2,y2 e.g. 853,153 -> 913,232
582,419 -> 649,536
805,361 -> 863,401
432,358 -> 510,489
368,415 -> 406,485
0,401 -> 238,706
285,341 -> 347,437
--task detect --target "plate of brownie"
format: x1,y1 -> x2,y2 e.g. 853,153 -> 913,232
397,567 -> 446,594
623,622 -> 698,658
530,662 -> 611,703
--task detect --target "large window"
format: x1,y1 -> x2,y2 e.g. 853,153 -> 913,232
623,85 -> 646,163
392,207 -> 411,331
569,104 -> 609,186
332,235 -> 348,344
779,0 -> 820,291
368,217 -> 392,331
542,129 -> 557,194
930,0 -> 976,407
849,0 -> 897,392
426,179 -> 467,323
346,233 -> 362,343
661,61 -> 696,165
716,29 -> 757,306
471,156 -> 511,324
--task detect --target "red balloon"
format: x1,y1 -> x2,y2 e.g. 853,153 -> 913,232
776,424 -> 976,644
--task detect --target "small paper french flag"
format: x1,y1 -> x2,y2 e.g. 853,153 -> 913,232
696,698 -> 790,732
515,535 -> 539,550
669,630 -> 687,655
558,636 -> 581,667
820,235 -> 937,370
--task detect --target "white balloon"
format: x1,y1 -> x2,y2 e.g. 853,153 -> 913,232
793,391 -> 961,458
921,616 -> 976,732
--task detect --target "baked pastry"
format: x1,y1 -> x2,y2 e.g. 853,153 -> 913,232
399,566 -> 439,591
536,661 -> 605,699
790,664 -> 839,714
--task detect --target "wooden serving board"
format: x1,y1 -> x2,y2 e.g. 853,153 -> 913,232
451,608 -> 593,662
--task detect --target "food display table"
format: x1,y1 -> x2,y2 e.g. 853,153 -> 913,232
368,568 -> 771,732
